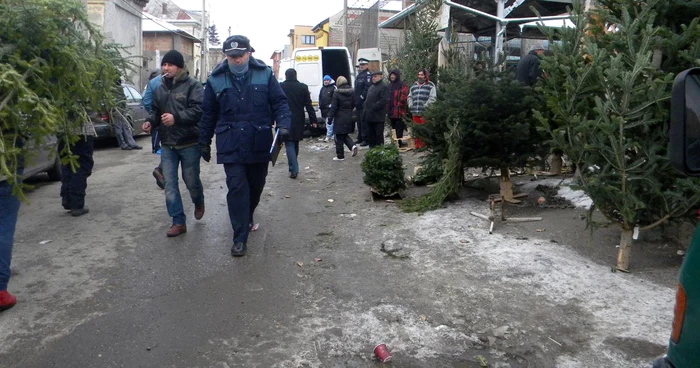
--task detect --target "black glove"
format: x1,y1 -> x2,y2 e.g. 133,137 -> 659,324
278,127 -> 291,141
199,143 -> 211,162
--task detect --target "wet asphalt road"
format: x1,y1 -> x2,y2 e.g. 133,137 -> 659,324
0,136 -> 672,368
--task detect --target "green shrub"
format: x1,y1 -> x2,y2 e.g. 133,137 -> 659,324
361,145 -> 406,196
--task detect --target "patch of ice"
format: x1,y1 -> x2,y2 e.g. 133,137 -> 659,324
557,185 -> 593,209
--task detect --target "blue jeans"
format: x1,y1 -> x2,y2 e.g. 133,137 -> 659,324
161,145 -> 204,225
224,163 -> 268,244
326,119 -> 334,138
0,180 -> 20,291
285,141 -> 300,175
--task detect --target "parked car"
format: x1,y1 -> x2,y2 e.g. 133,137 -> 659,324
653,67 -> 700,368
91,83 -> 149,141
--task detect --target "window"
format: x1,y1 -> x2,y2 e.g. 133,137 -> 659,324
127,86 -> 143,102
122,86 -> 135,102
301,35 -> 315,45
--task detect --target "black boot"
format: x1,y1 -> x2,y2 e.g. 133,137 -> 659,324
231,242 -> 247,257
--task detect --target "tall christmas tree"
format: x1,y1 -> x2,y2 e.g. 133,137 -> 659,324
536,0 -> 700,271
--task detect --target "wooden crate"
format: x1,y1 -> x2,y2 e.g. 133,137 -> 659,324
391,129 -> 415,151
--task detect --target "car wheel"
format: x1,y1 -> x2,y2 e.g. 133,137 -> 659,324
46,156 -> 62,181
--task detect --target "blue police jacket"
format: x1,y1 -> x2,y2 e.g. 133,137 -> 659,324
200,57 -> 291,164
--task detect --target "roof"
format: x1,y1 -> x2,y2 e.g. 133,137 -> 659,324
142,12 -> 201,42
312,18 -> 330,33
380,0 -> 572,39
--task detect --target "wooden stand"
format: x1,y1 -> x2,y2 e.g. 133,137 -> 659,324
549,154 -> 563,175
392,129 -> 415,152
470,195 -> 542,234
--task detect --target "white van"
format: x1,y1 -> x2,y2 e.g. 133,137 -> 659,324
288,47 -> 356,121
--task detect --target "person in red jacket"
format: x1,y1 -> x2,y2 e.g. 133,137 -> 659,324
386,69 -> 408,147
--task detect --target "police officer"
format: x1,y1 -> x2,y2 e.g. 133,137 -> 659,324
199,35 -> 292,257
354,58 -> 372,146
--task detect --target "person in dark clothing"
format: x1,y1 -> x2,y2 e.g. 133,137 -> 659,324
354,58 -> 372,146
59,116 -> 96,217
363,71 -> 389,148
516,47 -> 545,86
112,79 -> 142,151
328,76 -> 358,161
142,49 -> 205,238
319,75 -> 336,142
387,69 -> 408,147
199,35 -> 292,257
280,68 -> 317,179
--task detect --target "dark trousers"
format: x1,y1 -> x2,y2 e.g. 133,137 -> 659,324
224,162 -> 269,244
367,121 -> 385,148
335,134 -> 355,159
390,118 -> 405,139
356,107 -> 366,142
59,136 -> 94,210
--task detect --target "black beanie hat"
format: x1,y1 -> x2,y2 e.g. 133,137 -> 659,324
161,49 -> 184,69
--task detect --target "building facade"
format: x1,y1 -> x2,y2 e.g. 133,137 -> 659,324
142,13 -> 200,87
86,0 -> 146,87
287,25 -> 317,54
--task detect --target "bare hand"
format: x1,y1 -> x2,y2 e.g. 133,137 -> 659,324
312,123 -> 318,128
161,113 -> 175,126
142,121 -> 151,133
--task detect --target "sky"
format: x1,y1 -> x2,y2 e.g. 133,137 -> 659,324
171,0 -> 351,62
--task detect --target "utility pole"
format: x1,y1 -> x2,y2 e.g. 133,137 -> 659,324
200,0 -> 208,82
343,0 -> 348,47
494,0 -> 505,67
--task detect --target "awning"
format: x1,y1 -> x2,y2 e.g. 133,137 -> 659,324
380,0 -> 572,39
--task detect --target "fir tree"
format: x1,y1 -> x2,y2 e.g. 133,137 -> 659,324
0,0 -> 128,198
536,0 -> 700,271
208,24 -> 220,46
387,0 -> 442,85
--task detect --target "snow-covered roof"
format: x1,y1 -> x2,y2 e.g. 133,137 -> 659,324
142,12 -> 201,42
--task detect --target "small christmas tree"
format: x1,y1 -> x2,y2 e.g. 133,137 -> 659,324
536,0 -> 700,271
362,145 -> 406,196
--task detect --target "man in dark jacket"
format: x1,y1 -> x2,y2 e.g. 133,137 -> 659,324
319,75 -> 335,142
199,35 -> 292,257
354,58 -> 372,146
516,47 -> 544,86
142,49 -> 205,238
280,68 -> 317,179
363,71 -> 389,148
328,76 -> 357,160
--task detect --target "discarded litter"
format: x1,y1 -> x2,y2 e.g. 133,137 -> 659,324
296,262 -> 304,267
385,199 -> 395,203
678,250 -> 686,256
285,195 -> 291,199
374,344 -> 392,362
536,228 -> 546,232
305,166 -> 311,170
39,240 -> 52,245
314,258 -> 322,262
459,239 -> 470,244
328,199 -> 334,203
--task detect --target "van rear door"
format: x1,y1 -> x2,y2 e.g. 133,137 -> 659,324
294,49 -> 322,118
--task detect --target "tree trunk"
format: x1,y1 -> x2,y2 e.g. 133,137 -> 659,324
550,153 -> 563,174
500,167 -> 514,201
616,228 -> 634,272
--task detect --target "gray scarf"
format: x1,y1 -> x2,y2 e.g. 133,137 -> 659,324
228,62 -> 249,77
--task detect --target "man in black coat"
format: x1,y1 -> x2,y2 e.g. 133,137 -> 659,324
354,58 -> 372,146
363,70 -> 389,148
280,68 -> 317,179
516,47 -> 545,86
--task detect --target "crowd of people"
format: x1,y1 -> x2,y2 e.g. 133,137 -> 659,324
2,37 -> 547,313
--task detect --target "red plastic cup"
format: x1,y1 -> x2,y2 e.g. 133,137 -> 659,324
374,343 -> 393,362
